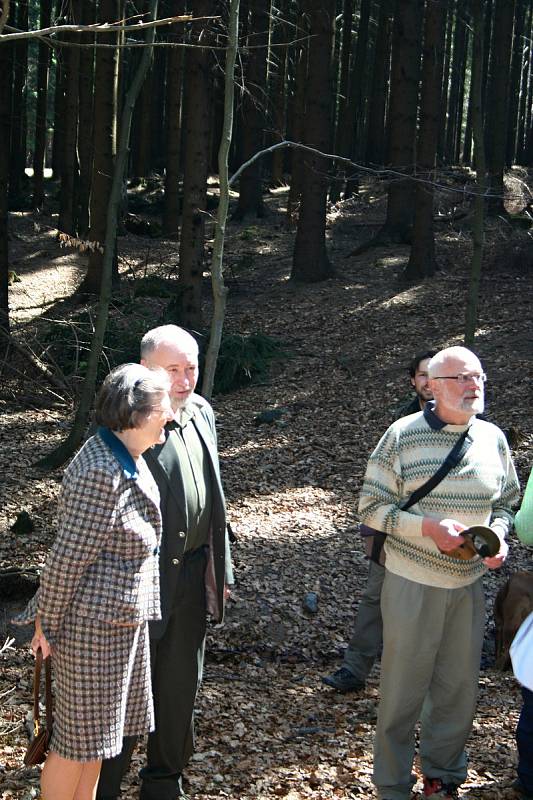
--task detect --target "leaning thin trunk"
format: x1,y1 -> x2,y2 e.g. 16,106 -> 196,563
37,0 -> 160,471
202,0 -> 239,399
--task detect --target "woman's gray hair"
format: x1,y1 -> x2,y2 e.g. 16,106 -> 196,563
95,363 -> 170,431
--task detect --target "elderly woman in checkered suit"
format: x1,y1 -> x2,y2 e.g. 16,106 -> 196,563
19,363 -> 173,800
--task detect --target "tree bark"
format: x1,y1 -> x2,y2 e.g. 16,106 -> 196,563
379,0 -> 423,243
516,3 -> 532,163
268,0 -> 288,185
291,0 -> 335,282
233,0 -> 269,220
365,0 -> 393,166
9,0 -> 28,203
437,0 -> 454,162
163,6 -> 185,237
79,0 -> 120,295
444,0 -> 468,164
485,0 -> 515,215
506,0 -> 526,165
343,0 -> 371,197
33,0 -> 53,208
286,15 -> 309,220
464,0 -> 486,346
404,0 -> 446,281
58,0 -> 82,236
0,22 -> 14,335
77,0 -> 97,236
177,0 -> 214,329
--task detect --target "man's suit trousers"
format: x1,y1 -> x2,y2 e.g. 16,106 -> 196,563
97,547 -> 208,800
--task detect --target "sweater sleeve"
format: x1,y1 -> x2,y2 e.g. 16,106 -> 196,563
488,435 -> 520,539
18,467 -> 117,643
358,425 -> 424,539
515,468 -> 533,545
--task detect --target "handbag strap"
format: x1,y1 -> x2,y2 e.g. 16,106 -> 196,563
401,428 -> 473,512
33,649 -> 53,735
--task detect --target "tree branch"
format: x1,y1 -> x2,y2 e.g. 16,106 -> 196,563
0,13 -> 199,43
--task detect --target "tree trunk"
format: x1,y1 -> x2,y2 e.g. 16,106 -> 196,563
9,0 -> 28,203
202,0 -> 239,399
269,0 -> 289,185
0,27 -> 14,335
365,0 -> 393,166
437,0 -> 454,162
516,3 -> 532,163
291,0 -> 335,282
464,0 -> 486,345
343,0 -> 371,197
404,0 -> 446,281
79,0 -> 120,295
58,0 -> 82,236
38,0 -> 160,471
177,0 -> 214,329
379,0 -> 423,243
233,0 -> 269,220
51,42 -> 66,181
163,9 -> 185,237
329,0 -> 353,204
506,0 -> 526,165
524,8 -> 533,164
444,1 -> 468,164
77,1 -> 97,236
485,0 -> 515,215
33,0 -> 52,208
286,17 -> 309,220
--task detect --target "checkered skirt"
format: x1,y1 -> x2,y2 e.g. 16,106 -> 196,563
50,614 -> 153,761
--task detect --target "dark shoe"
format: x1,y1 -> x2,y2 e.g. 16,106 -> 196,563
423,777 -> 459,799
322,667 -> 365,693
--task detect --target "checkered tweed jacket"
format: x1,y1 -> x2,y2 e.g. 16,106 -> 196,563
20,433 -> 162,644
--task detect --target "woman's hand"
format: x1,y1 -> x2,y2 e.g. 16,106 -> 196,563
31,615 -> 51,659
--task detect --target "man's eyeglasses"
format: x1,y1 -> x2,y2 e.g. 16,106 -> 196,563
432,372 -> 487,384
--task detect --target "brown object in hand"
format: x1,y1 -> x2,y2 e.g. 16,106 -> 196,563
446,537 -> 478,560
24,649 -> 53,766
443,525 -> 501,561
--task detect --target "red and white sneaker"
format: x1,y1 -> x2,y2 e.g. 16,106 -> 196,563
423,777 -> 459,799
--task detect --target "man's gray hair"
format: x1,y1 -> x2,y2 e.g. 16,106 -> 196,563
95,363 -> 170,431
140,325 -> 199,360
427,346 -> 481,378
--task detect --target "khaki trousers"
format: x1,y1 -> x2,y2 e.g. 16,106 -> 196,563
373,571 -> 485,800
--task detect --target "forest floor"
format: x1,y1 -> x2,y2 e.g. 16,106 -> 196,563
1,170 -> 533,800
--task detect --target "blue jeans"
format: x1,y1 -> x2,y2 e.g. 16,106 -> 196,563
517,687 -> 533,793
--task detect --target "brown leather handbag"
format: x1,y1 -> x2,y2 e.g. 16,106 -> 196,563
24,649 -> 53,766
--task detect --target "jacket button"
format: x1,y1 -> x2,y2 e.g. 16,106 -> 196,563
172,558 -> 180,565
178,531 -> 186,538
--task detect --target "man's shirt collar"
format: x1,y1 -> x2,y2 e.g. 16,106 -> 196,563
423,401 -> 447,430
98,426 -> 138,479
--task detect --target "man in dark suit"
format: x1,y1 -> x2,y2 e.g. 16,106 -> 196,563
97,325 -> 233,800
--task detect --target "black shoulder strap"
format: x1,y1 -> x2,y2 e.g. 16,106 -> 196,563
401,428 -> 473,512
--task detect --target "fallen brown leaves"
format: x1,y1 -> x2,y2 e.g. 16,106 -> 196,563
1,181 -> 532,799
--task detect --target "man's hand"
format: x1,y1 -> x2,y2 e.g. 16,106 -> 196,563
483,536 -> 508,570
422,517 -> 467,551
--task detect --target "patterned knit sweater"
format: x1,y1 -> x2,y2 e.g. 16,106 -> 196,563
358,405 -> 520,589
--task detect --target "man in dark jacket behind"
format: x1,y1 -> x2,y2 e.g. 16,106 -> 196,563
97,325 -> 233,800
322,350 -> 435,692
